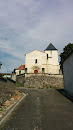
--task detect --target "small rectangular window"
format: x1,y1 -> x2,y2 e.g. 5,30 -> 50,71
47,54 -> 48,59
35,59 -> 37,64
42,68 -> 45,73
25,68 -> 27,73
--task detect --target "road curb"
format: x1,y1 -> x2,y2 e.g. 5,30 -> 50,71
0,92 -> 27,127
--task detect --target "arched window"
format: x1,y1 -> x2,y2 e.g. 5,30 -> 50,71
35,59 -> 37,64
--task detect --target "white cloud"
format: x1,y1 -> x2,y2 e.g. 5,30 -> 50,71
0,0 -> 73,72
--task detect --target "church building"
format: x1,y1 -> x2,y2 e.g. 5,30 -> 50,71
25,43 -> 60,74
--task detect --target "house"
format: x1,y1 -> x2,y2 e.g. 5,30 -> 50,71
11,65 -> 25,81
11,69 -> 16,81
16,65 -> 25,75
25,43 -> 60,74
63,50 -> 73,96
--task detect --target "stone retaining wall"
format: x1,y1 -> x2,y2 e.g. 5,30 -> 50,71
16,74 -> 64,89
16,74 -> 25,86
0,77 -> 16,106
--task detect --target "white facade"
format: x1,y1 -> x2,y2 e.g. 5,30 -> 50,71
11,73 -> 16,81
16,70 -> 25,75
25,44 -> 60,74
63,51 -> 73,96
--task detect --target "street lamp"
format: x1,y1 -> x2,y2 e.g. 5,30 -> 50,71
0,62 -> 2,69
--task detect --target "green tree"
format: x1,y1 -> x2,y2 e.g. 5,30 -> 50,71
60,43 -> 73,71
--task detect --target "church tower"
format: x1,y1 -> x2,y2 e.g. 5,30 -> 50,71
44,43 -> 60,74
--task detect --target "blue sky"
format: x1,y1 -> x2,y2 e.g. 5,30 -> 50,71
0,0 -> 73,72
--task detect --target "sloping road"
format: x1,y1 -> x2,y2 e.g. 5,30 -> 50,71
1,89 -> 73,130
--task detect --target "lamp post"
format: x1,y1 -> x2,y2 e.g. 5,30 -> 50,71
0,62 -> 2,69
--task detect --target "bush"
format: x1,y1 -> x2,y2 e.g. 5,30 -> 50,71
0,73 -> 3,77
16,82 -> 23,87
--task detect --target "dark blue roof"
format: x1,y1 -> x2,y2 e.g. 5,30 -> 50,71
45,43 -> 57,51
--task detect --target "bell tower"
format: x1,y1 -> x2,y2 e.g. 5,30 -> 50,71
44,43 -> 60,74
44,43 -> 59,65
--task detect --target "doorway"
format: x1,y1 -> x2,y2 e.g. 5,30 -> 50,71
34,70 -> 38,73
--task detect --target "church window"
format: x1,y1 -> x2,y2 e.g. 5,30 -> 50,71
47,54 -> 48,59
35,59 -> 37,64
25,68 -> 27,73
42,68 -> 45,73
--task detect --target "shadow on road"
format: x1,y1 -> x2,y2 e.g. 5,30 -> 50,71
56,89 -> 73,103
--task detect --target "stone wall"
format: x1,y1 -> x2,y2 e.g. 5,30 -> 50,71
0,77 -> 16,106
16,73 -> 64,89
16,74 -> 25,86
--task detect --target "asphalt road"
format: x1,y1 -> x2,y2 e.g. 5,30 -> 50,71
1,89 -> 73,130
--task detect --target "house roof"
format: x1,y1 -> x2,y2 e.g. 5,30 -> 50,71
45,43 -> 57,51
16,65 -> 25,70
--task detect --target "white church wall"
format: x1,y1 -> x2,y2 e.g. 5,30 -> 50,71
51,65 -> 60,74
25,46 -> 60,74
25,50 -> 47,73
52,51 -> 59,65
45,50 -> 59,65
45,50 -> 60,74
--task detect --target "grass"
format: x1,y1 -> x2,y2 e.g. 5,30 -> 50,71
27,86 -> 36,88
16,82 -> 23,87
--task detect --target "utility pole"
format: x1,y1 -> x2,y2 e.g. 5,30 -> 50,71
0,62 -> 2,69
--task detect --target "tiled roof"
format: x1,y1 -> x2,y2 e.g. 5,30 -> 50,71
16,65 -> 25,70
45,43 -> 57,51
